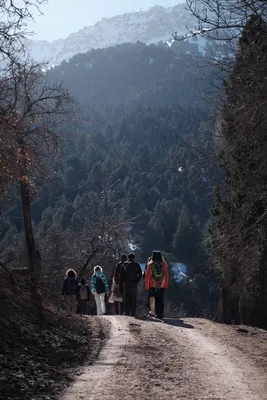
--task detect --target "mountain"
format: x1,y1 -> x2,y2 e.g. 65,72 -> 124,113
26,4 -> 199,66
1,41 -> 215,271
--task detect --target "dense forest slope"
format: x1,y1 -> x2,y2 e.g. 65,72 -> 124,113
1,40 -> 217,315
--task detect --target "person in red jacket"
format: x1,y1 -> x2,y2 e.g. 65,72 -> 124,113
145,250 -> 168,319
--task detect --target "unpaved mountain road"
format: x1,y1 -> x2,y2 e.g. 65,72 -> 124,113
61,316 -> 267,400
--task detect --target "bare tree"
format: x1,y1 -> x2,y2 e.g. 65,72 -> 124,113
0,61 -> 74,281
173,1 -> 267,96
0,1 -> 47,66
180,1 -> 267,40
37,213 -> 131,296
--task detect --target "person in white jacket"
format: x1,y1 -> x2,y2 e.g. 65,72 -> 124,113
90,266 -> 110,315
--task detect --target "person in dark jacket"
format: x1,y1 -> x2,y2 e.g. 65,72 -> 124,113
77,278 -> 90,315
120,253 -> 142,317
112,254 -> 127,315
61,269 -> 79,313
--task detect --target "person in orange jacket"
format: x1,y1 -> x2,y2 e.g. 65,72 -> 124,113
145,250 -> 168,319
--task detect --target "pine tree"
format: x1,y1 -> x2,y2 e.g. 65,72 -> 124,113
211,15 -> 267,327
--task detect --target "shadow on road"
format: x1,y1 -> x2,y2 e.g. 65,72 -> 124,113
163,318 -> 194,329
135,316 -> 195,329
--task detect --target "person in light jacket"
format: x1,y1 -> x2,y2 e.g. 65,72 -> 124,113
90,266 -> 110,315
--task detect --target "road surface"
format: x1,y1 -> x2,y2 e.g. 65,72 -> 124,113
61,316 -> 267,400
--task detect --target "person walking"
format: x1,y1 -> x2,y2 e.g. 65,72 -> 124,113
145,251 -> 168,319
61,269 -> 79,313
77,278 -> 90,314
90,266 -> 110,315
120,253 -> 142,317
143,256 -> 152,312
112,254 -> 127,315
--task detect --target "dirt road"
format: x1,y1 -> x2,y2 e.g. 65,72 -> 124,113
61,316 -> 267,400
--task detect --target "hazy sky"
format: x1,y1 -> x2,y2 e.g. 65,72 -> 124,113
28,0 -> 183,41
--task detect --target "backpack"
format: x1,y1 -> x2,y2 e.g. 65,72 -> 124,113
124,261 -> 140,283
95,277 -> 105,294
79,285 -> 89,300
66,277 -> 77,295
151,261 -> 164,282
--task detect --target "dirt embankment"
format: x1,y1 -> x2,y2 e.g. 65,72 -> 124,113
0,271 -> 109,400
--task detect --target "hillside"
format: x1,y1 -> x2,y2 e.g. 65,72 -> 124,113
0,269 -> 108,400
48,40 -> 208,107
26,4 -> 201,65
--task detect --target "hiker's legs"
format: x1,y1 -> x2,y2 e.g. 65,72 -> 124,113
65,295 -> 71,312
150,296 -> 156,316
115,302 -> 119,315
128,289 -> 133,315
100,293 -> 106,314
115,301 -> 123,315
147,294 -> 150,312
123,288 -> 131,315
76,300 -> 81,314
67,294 -> 77,313
80,299 -> 88,315
155,288 -> 165,318
148,288 -> 156,316
94,294 -> 102,315
130,287 -> 137,316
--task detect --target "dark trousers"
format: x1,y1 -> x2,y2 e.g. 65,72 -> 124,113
115,301 -> 124,315
148,288 -> 165,318
123,286 -> 137,316
77,299 -> 88,315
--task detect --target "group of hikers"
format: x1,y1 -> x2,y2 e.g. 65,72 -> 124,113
61,250 -> 169,320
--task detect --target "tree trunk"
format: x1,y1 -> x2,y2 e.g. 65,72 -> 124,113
20,178 -> 37,278
218,282 -> 239,324
18,134 -> 41,282
20,177 -> 43,325
256,244 -> 267,328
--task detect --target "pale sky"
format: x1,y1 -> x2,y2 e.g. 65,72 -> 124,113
28,0 -> 183,42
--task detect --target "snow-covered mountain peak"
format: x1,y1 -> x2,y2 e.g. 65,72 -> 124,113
27,3 -> 198,66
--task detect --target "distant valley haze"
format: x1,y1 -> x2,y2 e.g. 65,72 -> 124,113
29,0 -> 185,41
